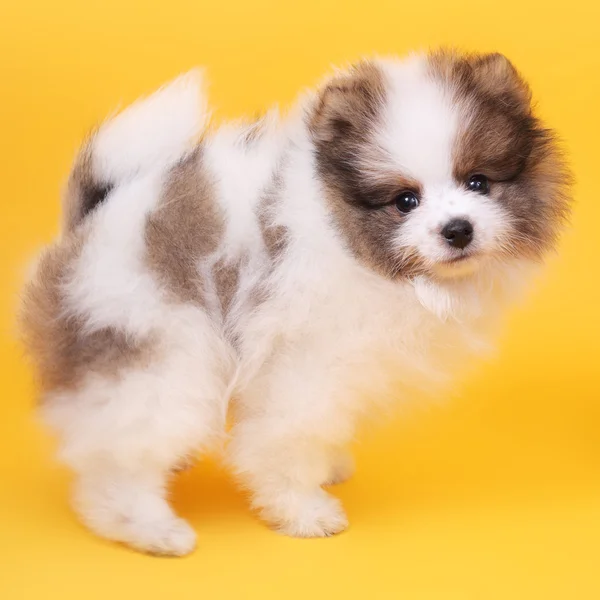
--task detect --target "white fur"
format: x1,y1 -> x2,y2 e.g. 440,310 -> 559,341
93,69 -> 207,182
40,59 -> 536,554
378,56 -> 458,184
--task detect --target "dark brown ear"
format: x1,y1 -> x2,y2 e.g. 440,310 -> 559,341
309,61 -> 386,144
467,52 -> 532,109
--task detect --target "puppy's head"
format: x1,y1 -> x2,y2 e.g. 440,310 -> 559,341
309,51 -> 572,280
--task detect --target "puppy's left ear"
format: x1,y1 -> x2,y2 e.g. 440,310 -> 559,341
468,53 -> 532,110
309,61 -> 386,144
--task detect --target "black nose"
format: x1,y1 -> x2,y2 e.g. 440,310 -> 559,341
441,219 -> 474,249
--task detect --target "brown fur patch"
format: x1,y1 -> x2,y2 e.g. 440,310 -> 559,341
212,258 -> 241,316
258,167 -> 289,260
61,139 -> 113,232
19,232 -> 153,396
429,50 -> 572,258
145,147 -> 224,305
237,168 -> 291,310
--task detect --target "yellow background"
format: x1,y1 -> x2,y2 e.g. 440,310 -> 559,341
1,0 -> 599,597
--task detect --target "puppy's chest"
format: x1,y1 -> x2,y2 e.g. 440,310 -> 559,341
275,272 -> 488,388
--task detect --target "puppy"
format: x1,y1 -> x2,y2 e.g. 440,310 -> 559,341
19,50 -> 572,555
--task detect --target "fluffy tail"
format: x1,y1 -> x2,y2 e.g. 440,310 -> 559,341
62,69 -> 208,231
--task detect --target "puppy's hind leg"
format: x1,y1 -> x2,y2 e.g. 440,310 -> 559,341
44,333 -> 231,556
73,460 -> 196,556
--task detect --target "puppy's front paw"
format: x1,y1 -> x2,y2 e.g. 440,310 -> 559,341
264,490 -> 348,538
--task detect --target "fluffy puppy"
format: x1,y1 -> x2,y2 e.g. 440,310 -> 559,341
19,50 -> 572,555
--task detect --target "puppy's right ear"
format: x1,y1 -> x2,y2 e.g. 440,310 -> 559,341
309,61 -> 386,144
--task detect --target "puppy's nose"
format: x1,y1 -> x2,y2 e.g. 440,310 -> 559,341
441,219 -> 474,249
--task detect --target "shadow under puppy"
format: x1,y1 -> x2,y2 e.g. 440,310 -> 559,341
19,50 -> 572,555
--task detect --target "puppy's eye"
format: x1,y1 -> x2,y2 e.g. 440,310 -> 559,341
395,191 -> 420,213
467,174 -> 490,194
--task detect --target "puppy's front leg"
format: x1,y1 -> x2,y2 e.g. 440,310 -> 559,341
229,422 -> 349,536
228,362 -> 353,537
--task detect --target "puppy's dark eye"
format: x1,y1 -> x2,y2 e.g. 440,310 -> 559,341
467,174 -> 490,195
395,191 -> 420,213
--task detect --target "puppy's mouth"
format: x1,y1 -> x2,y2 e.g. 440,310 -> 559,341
441,253 -> 473,265
433,252 -> 481,278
